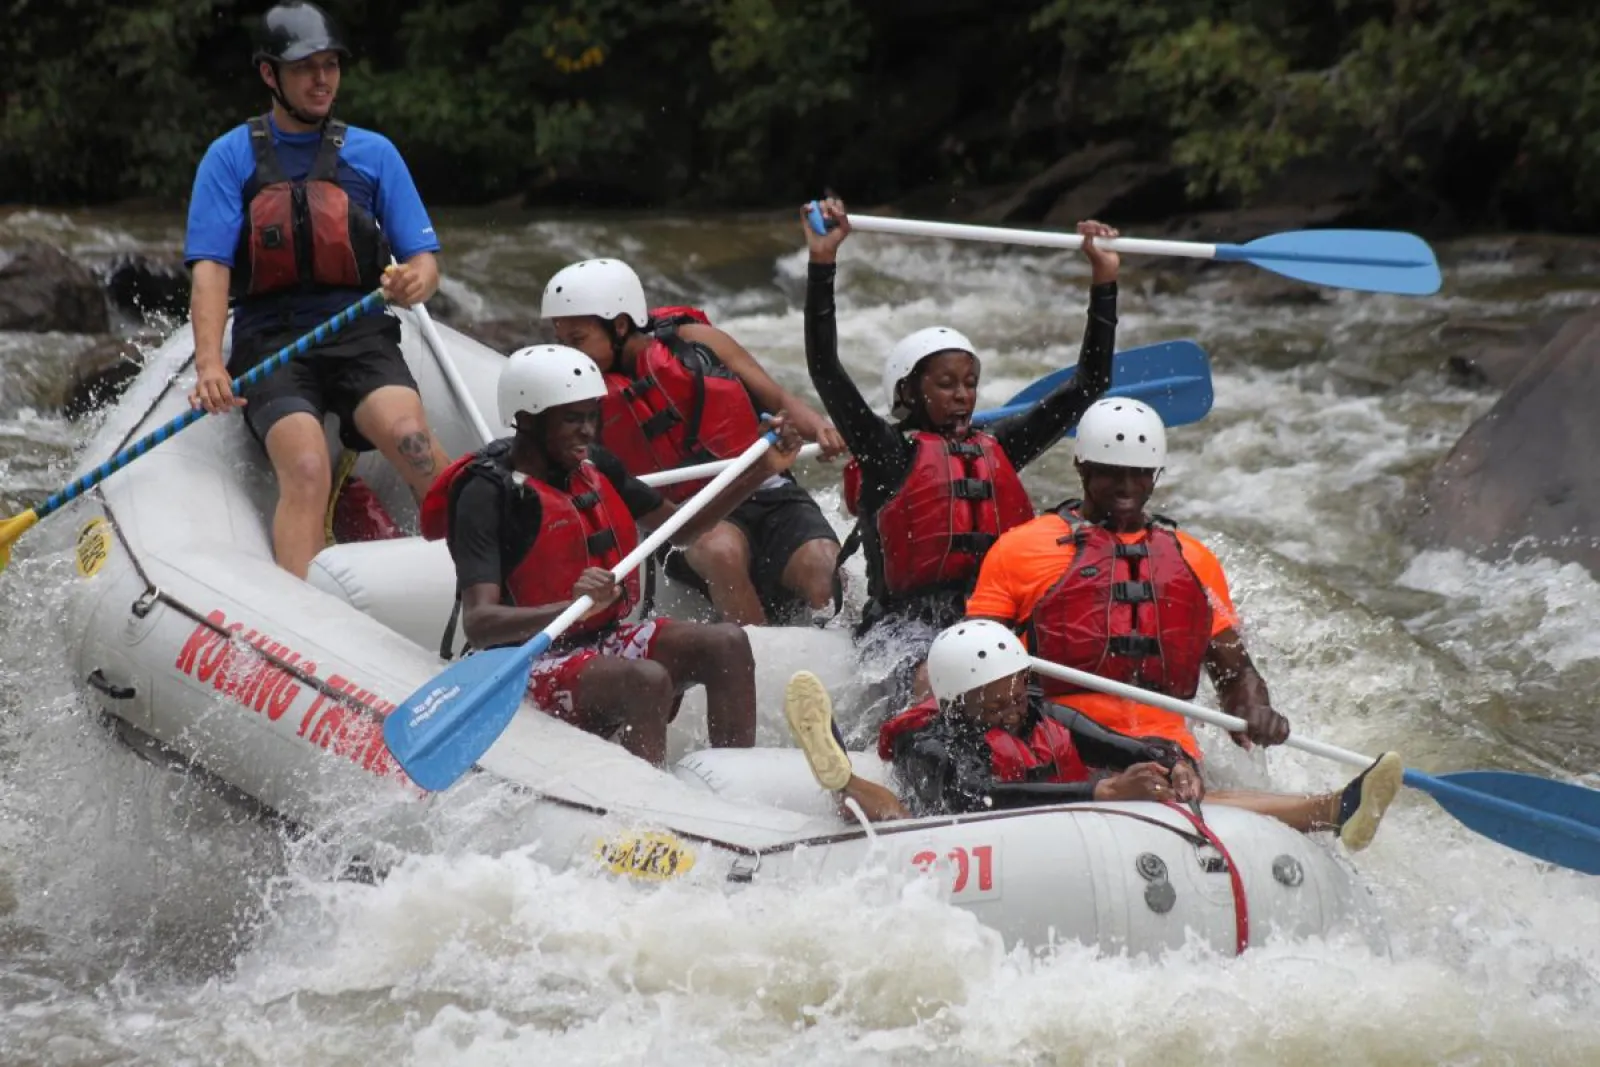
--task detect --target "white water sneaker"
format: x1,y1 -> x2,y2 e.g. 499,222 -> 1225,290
783,670 -> 854,792
1337,752 -> 1404,852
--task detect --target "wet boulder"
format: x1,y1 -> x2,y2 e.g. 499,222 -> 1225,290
61,334 -> 153,420
0,240 -> 110,333
1413,308 -> 1600,575
103,251 -> 190,323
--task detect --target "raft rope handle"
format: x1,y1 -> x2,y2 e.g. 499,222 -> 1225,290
1163,800 -> 1249,955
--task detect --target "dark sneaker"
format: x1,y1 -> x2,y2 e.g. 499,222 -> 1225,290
1337,752 -> 1403,851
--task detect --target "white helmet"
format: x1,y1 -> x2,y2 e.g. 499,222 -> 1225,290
498,344 -> 607,428
540,258 -> 648,328
882,325 -> 978,417
926,619 -> 1031,703
1074,397 -> 1167,469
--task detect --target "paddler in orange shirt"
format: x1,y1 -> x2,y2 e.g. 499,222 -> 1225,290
959,396 -> 1405,833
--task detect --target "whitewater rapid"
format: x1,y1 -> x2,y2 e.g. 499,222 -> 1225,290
2,206 -> 1599,1065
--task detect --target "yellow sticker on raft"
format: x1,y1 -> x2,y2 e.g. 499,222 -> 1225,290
595,831 -> 695,881
75,518 -> 111,578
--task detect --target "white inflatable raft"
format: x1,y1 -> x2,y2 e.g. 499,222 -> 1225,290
52,307 -> 1380,956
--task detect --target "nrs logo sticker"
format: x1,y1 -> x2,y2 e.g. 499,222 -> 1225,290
408,684 -> 460,728
595,831 -> 695,881
75,518 -> 111,578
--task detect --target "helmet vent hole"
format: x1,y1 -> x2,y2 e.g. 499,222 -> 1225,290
1115,432 -> 1125,441
977,650 -> 987,660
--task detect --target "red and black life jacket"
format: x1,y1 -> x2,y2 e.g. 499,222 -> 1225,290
231,116 -> 390,302
1027,504 -> 1213,700
877,696 -> 1091,783
600,305 -> 763,503
421,440 -> 639,638
842,431 -> 1033,599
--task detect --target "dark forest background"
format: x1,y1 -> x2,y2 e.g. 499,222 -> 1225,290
4,0 -> 1596,233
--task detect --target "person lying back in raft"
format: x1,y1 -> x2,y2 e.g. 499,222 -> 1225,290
783,621 -> 1403,849
424,344 -> 805,764
801,197 -> 1119,714
541,259 -> 847,627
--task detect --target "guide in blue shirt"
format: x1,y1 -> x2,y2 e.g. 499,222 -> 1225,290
183,0 -> 450,579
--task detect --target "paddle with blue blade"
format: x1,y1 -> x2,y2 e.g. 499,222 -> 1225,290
0,289 -> 389,573
806,204 -> 1441,297
1029,656 -> 1600,875
385,428 -> 785,792
988,338 -> 1212,434
638,339 -> 1213,489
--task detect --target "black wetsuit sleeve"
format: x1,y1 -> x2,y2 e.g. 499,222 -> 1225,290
590,445 -> 665,519
894,722 -> 1102,814
1037,698 -> 1186,771
804,261 -> 911,498
448,476 -> 512,593
989,281 -> 1119,470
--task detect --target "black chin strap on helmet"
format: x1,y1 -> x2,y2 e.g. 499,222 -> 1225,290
261,62 -> 329,127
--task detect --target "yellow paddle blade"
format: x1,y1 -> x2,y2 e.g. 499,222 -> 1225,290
0,509 -> 40,572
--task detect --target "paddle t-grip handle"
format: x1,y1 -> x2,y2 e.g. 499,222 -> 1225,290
807,200 -> 834,236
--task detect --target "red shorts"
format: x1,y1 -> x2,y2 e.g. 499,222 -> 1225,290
527,619 -> 672,723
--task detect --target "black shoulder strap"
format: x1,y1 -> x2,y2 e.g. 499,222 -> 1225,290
1052,498 -> 1090,545
309,119 -> 347,182
246,114 -> 287,186
655,329 -> 712,454
438,442 -> 519,662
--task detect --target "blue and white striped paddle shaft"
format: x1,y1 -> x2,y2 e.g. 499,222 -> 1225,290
36,289 -> 387,521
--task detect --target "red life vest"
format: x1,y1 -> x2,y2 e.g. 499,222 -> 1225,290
420,441 -> 639,637
1027,507 -> 1213,700
843,431 -> 1033,598
599,305 -> 763,503
231,116 -> 390,301
877,696 -> 1091,782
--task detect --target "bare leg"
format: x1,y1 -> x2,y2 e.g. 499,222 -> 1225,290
1205,752 -> 1403,850
1206,790 -> 1339,833
649,621 -> 757,748
351,384 -> 451,500
571,656 -> 675,764
778,538 -> 841,610
682,522 -> 767,626
262,412 -> 334,578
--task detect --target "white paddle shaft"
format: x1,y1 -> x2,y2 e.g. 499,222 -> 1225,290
547,431 -> 779,633
413,301 -> 498,447
639,442 -> 823,488
845,214 -> 1219,260
1027,657 -> 1374,770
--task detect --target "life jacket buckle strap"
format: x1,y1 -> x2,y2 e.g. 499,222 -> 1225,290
1114,542 -> 1149,558
947,440 -> 985,458
949,478 -> 994,500
571,490 -> 601,509
1111,580 -> 1155,603
1107,635 -> 1162,658
639,406 -> 682,439
949,532 -> 997,555
586,529 -> 619,556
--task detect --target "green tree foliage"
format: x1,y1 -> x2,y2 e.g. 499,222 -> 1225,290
3,0 -> 1596,228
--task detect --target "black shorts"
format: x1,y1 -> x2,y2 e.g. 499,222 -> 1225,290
662,478 -> 839,617
230,314 -> 417,452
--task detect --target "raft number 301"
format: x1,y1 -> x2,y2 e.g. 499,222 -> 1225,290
911,845 -> 998,900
